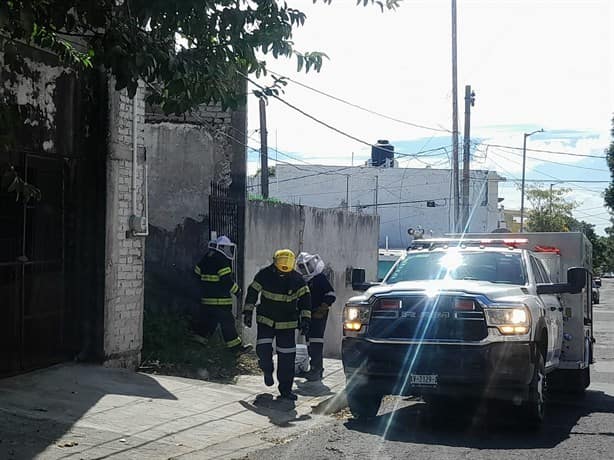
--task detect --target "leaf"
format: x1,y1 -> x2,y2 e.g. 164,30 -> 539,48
6,176 -> 18,192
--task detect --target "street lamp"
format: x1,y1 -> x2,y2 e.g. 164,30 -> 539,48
520,128 -> 544,232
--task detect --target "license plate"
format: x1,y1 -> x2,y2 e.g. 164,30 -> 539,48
410,374 -> 438,386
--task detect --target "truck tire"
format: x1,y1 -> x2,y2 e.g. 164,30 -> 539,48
549,367 -> 590,395
522,352 -> 546,426
568,367 -> 590,395
346,385 -> 384,419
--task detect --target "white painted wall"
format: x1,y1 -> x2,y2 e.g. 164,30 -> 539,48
249,165 -> 505,248
243,201 -> 379,358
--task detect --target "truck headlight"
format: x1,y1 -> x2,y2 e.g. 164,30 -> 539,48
343,302 -> 371,332
484,306 -> 531,335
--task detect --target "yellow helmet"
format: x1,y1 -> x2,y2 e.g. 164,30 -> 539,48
273,249 -> 296,273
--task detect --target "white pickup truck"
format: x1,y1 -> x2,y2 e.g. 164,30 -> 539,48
343,233 -> 593,424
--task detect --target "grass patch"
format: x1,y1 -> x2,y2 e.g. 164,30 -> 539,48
248,194 -> 284,203
140,309 -> 260,383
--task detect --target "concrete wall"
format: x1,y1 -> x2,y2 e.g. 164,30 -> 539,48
249,164 -> 505,248
243,201 -> 379,358
103,82 -> 146,368
143,102 -> 247,319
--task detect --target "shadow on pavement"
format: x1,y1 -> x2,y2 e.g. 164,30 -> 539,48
239,394 -> 312,427
0,363 -> 177,459
344,389 -> 614,450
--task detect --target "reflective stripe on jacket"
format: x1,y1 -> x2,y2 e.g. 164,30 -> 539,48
194,250 -> 239,307
244,264 -> 311,329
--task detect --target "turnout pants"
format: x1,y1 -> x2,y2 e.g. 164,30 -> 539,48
194,306 -> 242,348
308,313 -> 328,372
256,324 -> 296,395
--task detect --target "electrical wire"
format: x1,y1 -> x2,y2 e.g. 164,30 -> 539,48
242,72 -> 453,161
267,69 -> 452,134
481,143 -> 606,160
478,142 -> 606,172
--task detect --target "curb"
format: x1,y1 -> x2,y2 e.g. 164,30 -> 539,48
311,389 -> 348,415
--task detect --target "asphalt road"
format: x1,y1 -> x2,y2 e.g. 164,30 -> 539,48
246,279 -> 614,460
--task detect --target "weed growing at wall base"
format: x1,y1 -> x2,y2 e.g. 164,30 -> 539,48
140,309 -> 260,383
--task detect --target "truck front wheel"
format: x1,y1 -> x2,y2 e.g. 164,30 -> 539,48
522,352 -> 546,425
346,384 -> 384,419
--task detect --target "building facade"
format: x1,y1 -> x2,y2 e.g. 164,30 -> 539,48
250,163 -> 506,248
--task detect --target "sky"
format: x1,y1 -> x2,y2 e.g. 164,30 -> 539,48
246,0 -> 614,234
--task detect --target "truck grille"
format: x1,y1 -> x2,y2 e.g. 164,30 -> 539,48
368,295 -> 488,341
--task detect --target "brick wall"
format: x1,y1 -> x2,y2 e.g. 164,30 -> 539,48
103,80 -> 146,368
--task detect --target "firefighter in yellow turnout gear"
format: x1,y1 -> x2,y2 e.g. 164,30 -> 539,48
194,236 -> 250,353
243,249 -> 311,401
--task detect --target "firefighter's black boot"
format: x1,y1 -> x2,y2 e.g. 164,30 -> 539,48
304,368 -> 324,382
279,391 -> 298,401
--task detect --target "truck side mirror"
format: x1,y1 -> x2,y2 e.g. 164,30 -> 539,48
351,268 -> 366,290
595,278 -> 602,288
351,268 -> 379,291
566,267 -> 587,294
536,267 -> 587,295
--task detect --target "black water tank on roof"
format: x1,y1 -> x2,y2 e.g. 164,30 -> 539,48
371,140 -> 394,167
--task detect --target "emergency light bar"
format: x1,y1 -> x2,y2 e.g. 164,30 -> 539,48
533,245 -> 561,255
409,238 -> 529,250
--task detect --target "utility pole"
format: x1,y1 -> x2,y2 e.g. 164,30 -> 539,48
374,175 -> 379,215
462,85 -> 475,231
520,128 -> 544,232
275,129 -> 279,195
451,0 -> 460,232
259,98 -> 269,199
549,183 -> 554,214
345,175 -> 350,210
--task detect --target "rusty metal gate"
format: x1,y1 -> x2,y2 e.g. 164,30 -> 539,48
0,152 -> 76,375
208,181 -> 239,245
208,181 -> 244,293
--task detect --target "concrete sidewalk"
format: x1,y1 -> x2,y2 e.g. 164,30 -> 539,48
0,360 -> 347,459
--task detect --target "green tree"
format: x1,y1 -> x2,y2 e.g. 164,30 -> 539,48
567,218 -> 609,272
0,0 -> 399,114
600,115 -> 614,273
604,116 -> 614,211
525,186 -> 577,232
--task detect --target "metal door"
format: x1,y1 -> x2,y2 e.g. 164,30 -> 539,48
208,181 -> 239,245
0,153 -> 70,375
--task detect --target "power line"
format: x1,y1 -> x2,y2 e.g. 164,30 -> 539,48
268,70 -> 452,134
482,143 -> 606,172
483,146 -> 607,193
481,143 -> 606,159
516,179 -> 609,184
242,73 -> 453,162
354,197 -> 449,209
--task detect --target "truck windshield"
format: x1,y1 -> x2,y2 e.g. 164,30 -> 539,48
385,250 -> 527,285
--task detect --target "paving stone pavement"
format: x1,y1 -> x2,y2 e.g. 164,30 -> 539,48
0,359 -> 346,459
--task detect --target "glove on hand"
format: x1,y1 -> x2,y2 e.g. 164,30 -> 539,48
243,308 -> 254,328
300,318 -> 311,337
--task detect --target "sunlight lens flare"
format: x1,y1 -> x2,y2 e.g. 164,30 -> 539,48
439,250 -> 463,273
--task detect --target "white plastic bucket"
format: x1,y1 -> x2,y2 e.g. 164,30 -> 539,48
295,344 -> 309,374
